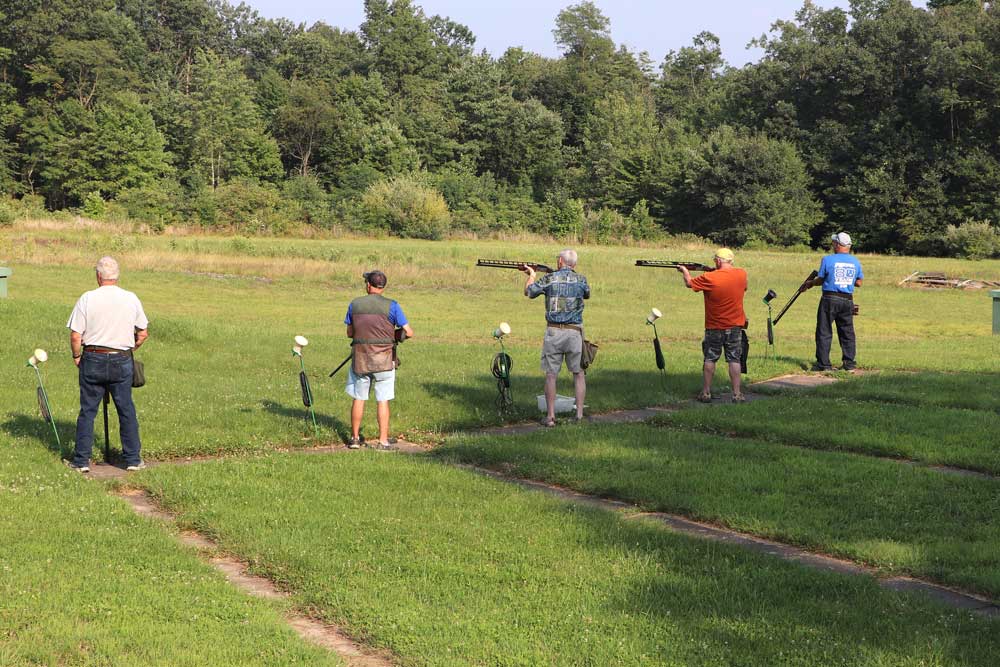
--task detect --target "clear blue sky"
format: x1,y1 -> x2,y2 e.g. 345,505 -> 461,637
242,1 -> 927,67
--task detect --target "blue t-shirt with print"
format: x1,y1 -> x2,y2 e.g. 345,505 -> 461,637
344,301 -> 408,326
818,253 -> 863,294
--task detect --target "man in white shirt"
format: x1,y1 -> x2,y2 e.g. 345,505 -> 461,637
66,257 -> 149,472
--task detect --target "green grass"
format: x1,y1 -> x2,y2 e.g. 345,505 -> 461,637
135,453 -> 1000,667
661,394 -> 1000,473
0,443 -> 341,666
768,371 -> 1000,412
435,422 -> 1000,597
1,229 -> 998,459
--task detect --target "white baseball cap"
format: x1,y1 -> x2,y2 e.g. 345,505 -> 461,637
831,232 -> 852,247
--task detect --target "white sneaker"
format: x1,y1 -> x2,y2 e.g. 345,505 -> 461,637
64,459 -> 89,473
126,461 -> 147,471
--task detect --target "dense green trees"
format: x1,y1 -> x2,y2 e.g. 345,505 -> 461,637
1,0 -> 999,256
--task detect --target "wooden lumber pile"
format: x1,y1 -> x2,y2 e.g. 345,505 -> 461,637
898,271 -> 1000,290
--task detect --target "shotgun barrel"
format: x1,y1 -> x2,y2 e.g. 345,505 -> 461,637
476,259 -> 554,273
635,260 -> 714,272
772,270 -> 819,325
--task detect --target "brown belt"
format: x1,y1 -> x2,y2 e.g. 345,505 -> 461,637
547,323 -> 583,333
83,346 -> 128,354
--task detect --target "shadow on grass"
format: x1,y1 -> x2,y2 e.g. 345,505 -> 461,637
809,370 -> 1000,411
260,399 -> 351,443
590,510 -> 998,663
2,413 -> 75,459
422,368 -> 717,431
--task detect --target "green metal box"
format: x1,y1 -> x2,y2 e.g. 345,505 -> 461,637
992,290 -> 1000,335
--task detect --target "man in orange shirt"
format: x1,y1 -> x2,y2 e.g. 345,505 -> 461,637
677,248 -> 748,403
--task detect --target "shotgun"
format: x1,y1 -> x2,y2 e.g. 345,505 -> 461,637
772,270 -> 819,325
476,259 -> 554,273
635,260 -> 714,272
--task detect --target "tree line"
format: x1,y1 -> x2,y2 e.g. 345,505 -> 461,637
1,0 -> 999,257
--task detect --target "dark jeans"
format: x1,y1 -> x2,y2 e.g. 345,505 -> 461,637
73,352 -> 141,466
815,294 -> 856,370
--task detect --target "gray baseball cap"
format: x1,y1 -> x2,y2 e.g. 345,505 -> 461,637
831,232 -> 852,247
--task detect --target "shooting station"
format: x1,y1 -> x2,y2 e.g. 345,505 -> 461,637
762,289 -> 778,358
291,335 -> 319,437
27,348 -> 60,450
490,322 -> 514,413
645,308 -> 670,394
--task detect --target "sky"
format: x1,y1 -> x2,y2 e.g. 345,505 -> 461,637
241,1 -> 928,67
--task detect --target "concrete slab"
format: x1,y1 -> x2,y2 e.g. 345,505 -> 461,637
751,373 -> 840,391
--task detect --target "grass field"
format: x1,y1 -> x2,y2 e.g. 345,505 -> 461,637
2,220 -> 999,664
2,221 -> 998,459
135,453 -> 1000,667
0,442 -> 341,667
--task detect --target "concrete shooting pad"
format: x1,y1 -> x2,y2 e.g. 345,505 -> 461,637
751,373 -> 840,391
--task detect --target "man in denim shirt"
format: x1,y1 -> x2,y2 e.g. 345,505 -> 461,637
522,249 -> 590,425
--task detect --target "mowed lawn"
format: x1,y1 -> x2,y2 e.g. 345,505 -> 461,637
664,372 -> 1000,473
2,224 -> 999,665
2,224 -> 998,460
134,452 -> 1000,667
0,443 -> 341,667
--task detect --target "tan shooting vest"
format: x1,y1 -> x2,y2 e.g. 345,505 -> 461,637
350,294 -> 396,374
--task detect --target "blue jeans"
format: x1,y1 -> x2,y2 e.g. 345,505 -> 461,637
73,352 -> 142,466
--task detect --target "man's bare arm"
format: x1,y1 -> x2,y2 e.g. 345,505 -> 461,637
70,331 -> 83,367
134,328 -> 148,349
677,266 -> 693,289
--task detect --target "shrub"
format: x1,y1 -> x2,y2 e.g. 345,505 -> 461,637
543,195 -> 584,238
359,175 -> 451,240
628,200 -> 661,240
944,220 -> 1000,260
582,208 -> 624,244
116,181 -> 183,231
14,194 -> 46,219
212,180 -> 292,234
0,200 -> 14,227
282,175 -> 333,227
82,192 -> 106,219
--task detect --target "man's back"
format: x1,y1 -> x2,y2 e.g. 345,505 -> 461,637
68,285 -> 147,350
690,269 -> 747,330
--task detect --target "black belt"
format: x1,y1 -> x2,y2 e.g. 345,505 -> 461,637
822,291 -> 853,300
84,346 -> 128,354
547,323 -> 583,333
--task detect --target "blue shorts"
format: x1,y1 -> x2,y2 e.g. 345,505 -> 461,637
346,368 -> 395,401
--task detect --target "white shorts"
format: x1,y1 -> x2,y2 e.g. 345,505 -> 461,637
346,368 -> 395,401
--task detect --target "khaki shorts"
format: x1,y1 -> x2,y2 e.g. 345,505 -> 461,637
541,326 -> 583,374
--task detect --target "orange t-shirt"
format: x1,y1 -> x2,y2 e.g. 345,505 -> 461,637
690,268 -> 748,330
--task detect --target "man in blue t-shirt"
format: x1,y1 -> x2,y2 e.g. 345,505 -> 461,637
800,232 -> 864,371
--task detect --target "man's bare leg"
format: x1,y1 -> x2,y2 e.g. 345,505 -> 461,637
544,373 -> 558,422
351,399 -> 365,439
376,400 -> 390,443
702,361 -> 716,397
728,361 -> 742,397
573,371 -> 586,419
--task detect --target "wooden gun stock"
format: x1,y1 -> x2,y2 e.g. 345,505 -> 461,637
476,259 -> 554,273
635,260 -> 714,272
772,270 -> 819,325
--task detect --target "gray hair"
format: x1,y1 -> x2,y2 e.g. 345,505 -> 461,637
95,256 -> 120,281
559,249 -> 578,268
